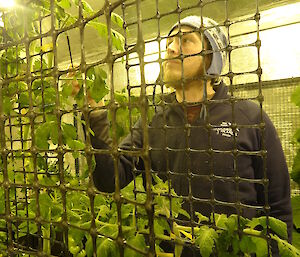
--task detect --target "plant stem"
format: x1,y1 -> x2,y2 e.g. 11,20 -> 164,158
42,208 -> 51,255
42,226 -> 51,255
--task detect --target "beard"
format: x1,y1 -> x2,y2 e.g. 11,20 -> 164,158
162,62 -> 208,89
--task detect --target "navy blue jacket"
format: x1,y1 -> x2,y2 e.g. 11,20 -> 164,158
90,83 -> 292,243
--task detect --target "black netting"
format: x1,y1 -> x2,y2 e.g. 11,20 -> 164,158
0,0 -> 299,256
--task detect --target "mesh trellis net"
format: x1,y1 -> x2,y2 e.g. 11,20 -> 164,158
0,0 -> 299,257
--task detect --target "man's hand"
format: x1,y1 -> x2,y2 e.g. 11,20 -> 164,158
67,67 -> 104,108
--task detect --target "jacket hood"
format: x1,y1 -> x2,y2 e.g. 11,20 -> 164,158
155,82 -> 229,121
159,82 -> 229,104
212,82 -> 229,100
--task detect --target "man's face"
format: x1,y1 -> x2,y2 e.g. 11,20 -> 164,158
163,26 -> 206,87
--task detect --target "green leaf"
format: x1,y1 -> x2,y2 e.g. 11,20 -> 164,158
90,76 -> 109,103
247,217 -> 261,229
291,86 -> 300,107
268,217 -> 288,240
251,236 -> 268,257
154,217 -> 170,237
3,97 -> 14,115
18,222 -> 38,238
98,205 -> 110,220
0,231 -> 7,243
57,0 -> 71,9
55,4 -> 67,23
114,92 -> 128,104
173,224 -> 184,257
88,21 -> 108,38
111,13 -> 124,29
37,154 -> 47,170
111,30 -> 125,51
77,249 -> 86,257
292,229 -> 300,250
38,193 -> 53,219
231,234 -> 241,255
6,82 -> 18,95
96,67 -> 107,79
97,224 -> 117,238
171,198 -> 185,219
178,208 -> 190,219
121,176 -> 146,204
38,174 -> 58,187
294,128 -> 300,143
86,66 -> 95,80
79,221 -> 91,230
195,212 -> 209,223
85,78 -> 94,89
69,245 -> 81,255
291,196 -> 300,229
15,209 -> 35,220
240,235 -> 256,254
62,122 -> 77,140
49,121 -> 59,145
81,0 -> 94,14
94,194 -> 107,206
272,234 -> 300,257
225,215 -> 239,233
291,149 -> 300,185
253,216 -> 288,239
153,195 -> 171,218
38,87 -> 56,107
74,86 -> 84,107
17,92 -> 29,108
33,58 -> 48,71
18,81 -> 28,91
35,122 -> 51,149
195,226 -> 218,257
213,213 -> 227,229
67,139 -> 85,150
124,234 -> 146,257
61,82 -> 73,98
85,235 -> 93,257
97,238 -> 119,257
69,229 -> 85,248
50,206 -> 63,222
121,204 -> 135,221
87,21 -> 124,51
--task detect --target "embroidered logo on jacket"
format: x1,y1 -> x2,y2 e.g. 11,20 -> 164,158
213,121 -> 239,138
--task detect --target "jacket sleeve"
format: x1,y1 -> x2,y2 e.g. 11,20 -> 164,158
261,112 -> 293,242
88,109 -> 144,193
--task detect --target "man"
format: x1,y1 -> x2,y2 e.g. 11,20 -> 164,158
86,16 -> 292,254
